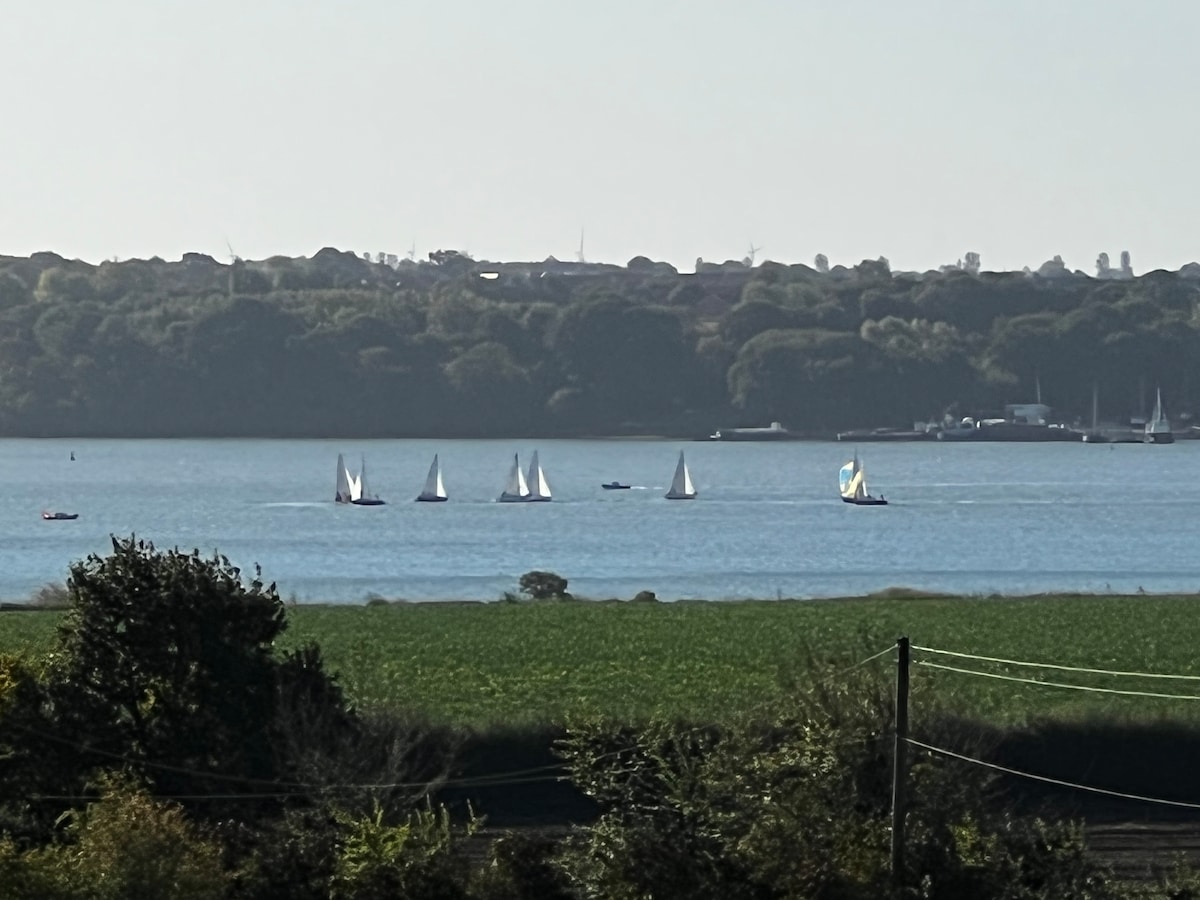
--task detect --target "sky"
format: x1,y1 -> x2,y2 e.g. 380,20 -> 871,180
2,0 -> 1197,274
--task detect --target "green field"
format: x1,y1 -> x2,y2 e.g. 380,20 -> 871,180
5,595 -> 1200,727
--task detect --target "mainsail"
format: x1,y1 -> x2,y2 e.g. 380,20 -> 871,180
357,455 -> 372,501
839,452 -> 867,501
526,451 -> 552,501
665,450 -> 697,499
417,454 -> 448,502
499,454 -> 530,502
336,453 -> 353,503
1145,387 -> 1173,443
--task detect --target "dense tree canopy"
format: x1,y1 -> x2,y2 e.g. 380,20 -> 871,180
1,248 -> 1198,436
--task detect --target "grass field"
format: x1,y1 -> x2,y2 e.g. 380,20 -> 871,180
6,594 -> 1200,728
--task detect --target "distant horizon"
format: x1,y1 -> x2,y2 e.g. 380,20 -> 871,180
7,243 -> 1197,278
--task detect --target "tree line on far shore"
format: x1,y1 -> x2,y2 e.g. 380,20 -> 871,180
2,248 -> 1198,438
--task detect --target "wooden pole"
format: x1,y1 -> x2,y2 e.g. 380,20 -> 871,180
891,636 -> 910,890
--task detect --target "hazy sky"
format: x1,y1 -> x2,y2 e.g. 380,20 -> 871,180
3,1 -> 1196,273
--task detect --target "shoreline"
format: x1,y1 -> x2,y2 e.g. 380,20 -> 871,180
6,587 -> 1199,611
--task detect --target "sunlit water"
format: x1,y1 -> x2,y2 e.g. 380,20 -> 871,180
0,438 -> 1195,603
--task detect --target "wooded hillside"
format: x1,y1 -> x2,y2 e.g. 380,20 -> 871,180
2,248 -> 1196,437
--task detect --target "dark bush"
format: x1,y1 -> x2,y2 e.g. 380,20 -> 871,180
518,571 -> 569,600
470,832 -> 574,900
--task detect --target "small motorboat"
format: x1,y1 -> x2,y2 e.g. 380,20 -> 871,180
42,511 -> 78,521
601,481 -> 631,490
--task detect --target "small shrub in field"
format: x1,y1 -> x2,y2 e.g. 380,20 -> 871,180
518,571 -> 569,601
632,590 -> 658,603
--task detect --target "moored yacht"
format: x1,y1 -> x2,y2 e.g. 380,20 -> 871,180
1144,388 -> 1174,444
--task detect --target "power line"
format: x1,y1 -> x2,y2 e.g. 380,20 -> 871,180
810,645 -> 896,688
913,645 -> 1200,681
6,719 -> 571,793
916,661 -> 1200,702
907,738 -> 1200,811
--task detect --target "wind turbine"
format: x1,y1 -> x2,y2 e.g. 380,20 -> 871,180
576,227 -> 586,263
743,243 -> 763,268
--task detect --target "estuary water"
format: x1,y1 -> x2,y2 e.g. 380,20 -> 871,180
1,437 -> 1197,604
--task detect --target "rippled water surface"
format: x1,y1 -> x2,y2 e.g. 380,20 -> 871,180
1,438 -> 1196,602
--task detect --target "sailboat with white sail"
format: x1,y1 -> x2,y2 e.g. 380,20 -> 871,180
416,454 -> 448,502
839,451 -> 887,506
351,455 -> 386,505
525,450 -> 552,502
664,451 -> 697,500
1082,383 -> 1108,443
335,453 -> 354,503
1144,387 -> 1174,444
498,453 -> 531,502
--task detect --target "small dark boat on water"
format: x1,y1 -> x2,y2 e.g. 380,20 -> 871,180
601,481 -> 631,490
42,511 -> 78,521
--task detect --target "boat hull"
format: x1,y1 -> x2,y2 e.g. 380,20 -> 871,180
837,429 -> 936,442
601,483 -> 630,490
1144,432 -> 1175,445
709,422 -> 800,441
938,423 -> 1082,442
709,430 -> 800,441
665,493 -> 697,500
415,496 -> 448,502
841,496 -> 888,506
42,512 -> 78,520
351,498 -> 386,506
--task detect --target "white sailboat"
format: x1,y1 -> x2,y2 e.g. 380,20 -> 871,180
839,451 -> 887,505
1144,387 -> 1174,445
351,455 -> 386,505
664,450 -> 697,500
525,450 -> 552,502
498,453 -> 531,502
416,454 -> 448,502
335,453 -> 354,503
1082,383 -> 1108,443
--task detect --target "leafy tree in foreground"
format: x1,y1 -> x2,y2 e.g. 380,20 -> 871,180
0,537 -> 465,899
55,538 -> 285,791
0,536 -> 354,836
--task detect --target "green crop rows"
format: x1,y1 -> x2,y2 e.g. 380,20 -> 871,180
6,595 -> 1200,728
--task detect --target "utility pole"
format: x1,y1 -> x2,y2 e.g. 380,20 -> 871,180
891,636 -> 910,891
